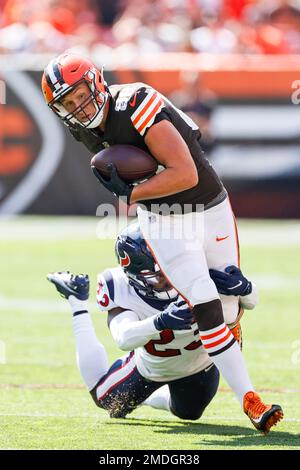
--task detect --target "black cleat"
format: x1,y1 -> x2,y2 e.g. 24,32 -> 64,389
47,271 -> 89,300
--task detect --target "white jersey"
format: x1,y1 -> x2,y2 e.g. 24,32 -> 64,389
96,267 -> 212,382
96,267 -> 257,382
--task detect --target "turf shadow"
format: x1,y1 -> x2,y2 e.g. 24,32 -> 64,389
107,419 -> 299,448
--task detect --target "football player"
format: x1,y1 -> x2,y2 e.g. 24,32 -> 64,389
48,222 -> 278,432
42,54 -> 283,432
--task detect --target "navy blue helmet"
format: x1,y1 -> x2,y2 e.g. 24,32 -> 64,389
115,222 -> 178,300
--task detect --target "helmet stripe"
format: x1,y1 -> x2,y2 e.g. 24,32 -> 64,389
44,68 -> 55,92
46,60 -> 58,85
52,61 -> 63,84
46,59 -> 63,92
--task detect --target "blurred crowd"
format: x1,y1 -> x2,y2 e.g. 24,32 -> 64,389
1,0 -> 300,56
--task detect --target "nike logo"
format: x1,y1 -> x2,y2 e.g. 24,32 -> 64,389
228,280 -> 242,290
129,93 -> 137,107
168,313 -> 182,320
216,235 -> 229,242
251,416 -> 263,424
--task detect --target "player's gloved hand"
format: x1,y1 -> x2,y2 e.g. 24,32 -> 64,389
91,163 -> 133,204
209,265 -> 252,296
153,300 -> 193,331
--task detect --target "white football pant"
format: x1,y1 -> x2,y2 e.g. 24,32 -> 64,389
137,197 -> 240,324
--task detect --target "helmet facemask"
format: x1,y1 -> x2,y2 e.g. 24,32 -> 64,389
49,68 -> 108,129
126,264 -> 178,301
115,223 -> 178,302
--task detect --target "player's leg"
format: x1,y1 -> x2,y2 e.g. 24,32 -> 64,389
71,302 -> 109,391
47,272 -> 162,417
90,352 -> 162,418
168,364 -> 220,420
137,208 -> 283,432
188,208 -> 283,432
137,207 -> 253,404
47,271 -> 109,391
142,385 -> 170,412
204,197 -> 241,325
204,197 -> 244,345
143,364 -> 220,420
137,207 -> 219,307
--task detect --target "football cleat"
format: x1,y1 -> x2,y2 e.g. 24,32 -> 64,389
243,391 -> 284,434
47,271 -> 89,300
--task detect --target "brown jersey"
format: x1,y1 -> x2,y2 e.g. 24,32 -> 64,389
69,82 -> 225,211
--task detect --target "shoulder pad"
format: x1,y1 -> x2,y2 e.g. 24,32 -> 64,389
130,87 -> 165,136
96,270 -> 118,311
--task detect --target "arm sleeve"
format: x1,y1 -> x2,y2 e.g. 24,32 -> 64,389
109,310 -> 159,351
240,282 -> 259,310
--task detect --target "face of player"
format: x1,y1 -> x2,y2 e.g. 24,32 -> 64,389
60,82 -> 97,123
142,271 -> 173,292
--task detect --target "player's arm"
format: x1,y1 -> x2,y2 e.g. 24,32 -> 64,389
97,271 -> 192,351
97,273 -> 159,350
108,308 -> 159,351
130,121 -> 198,203
108,301 -> 193,351
96,274 -> 156,350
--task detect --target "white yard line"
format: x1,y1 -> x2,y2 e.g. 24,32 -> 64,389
248,274 -> 300,290
1,270 -> 300,315
0,216 -> 130,241
0,296 -> 69,312
238,222 -> 300,247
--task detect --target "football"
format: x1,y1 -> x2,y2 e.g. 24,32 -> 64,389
90,144 -> 158,183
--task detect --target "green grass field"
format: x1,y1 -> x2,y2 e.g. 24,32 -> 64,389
0,217 -> 299,450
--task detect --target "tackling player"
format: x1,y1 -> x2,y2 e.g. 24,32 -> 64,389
42,54 -> 283,432
48,223 -> 279,433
